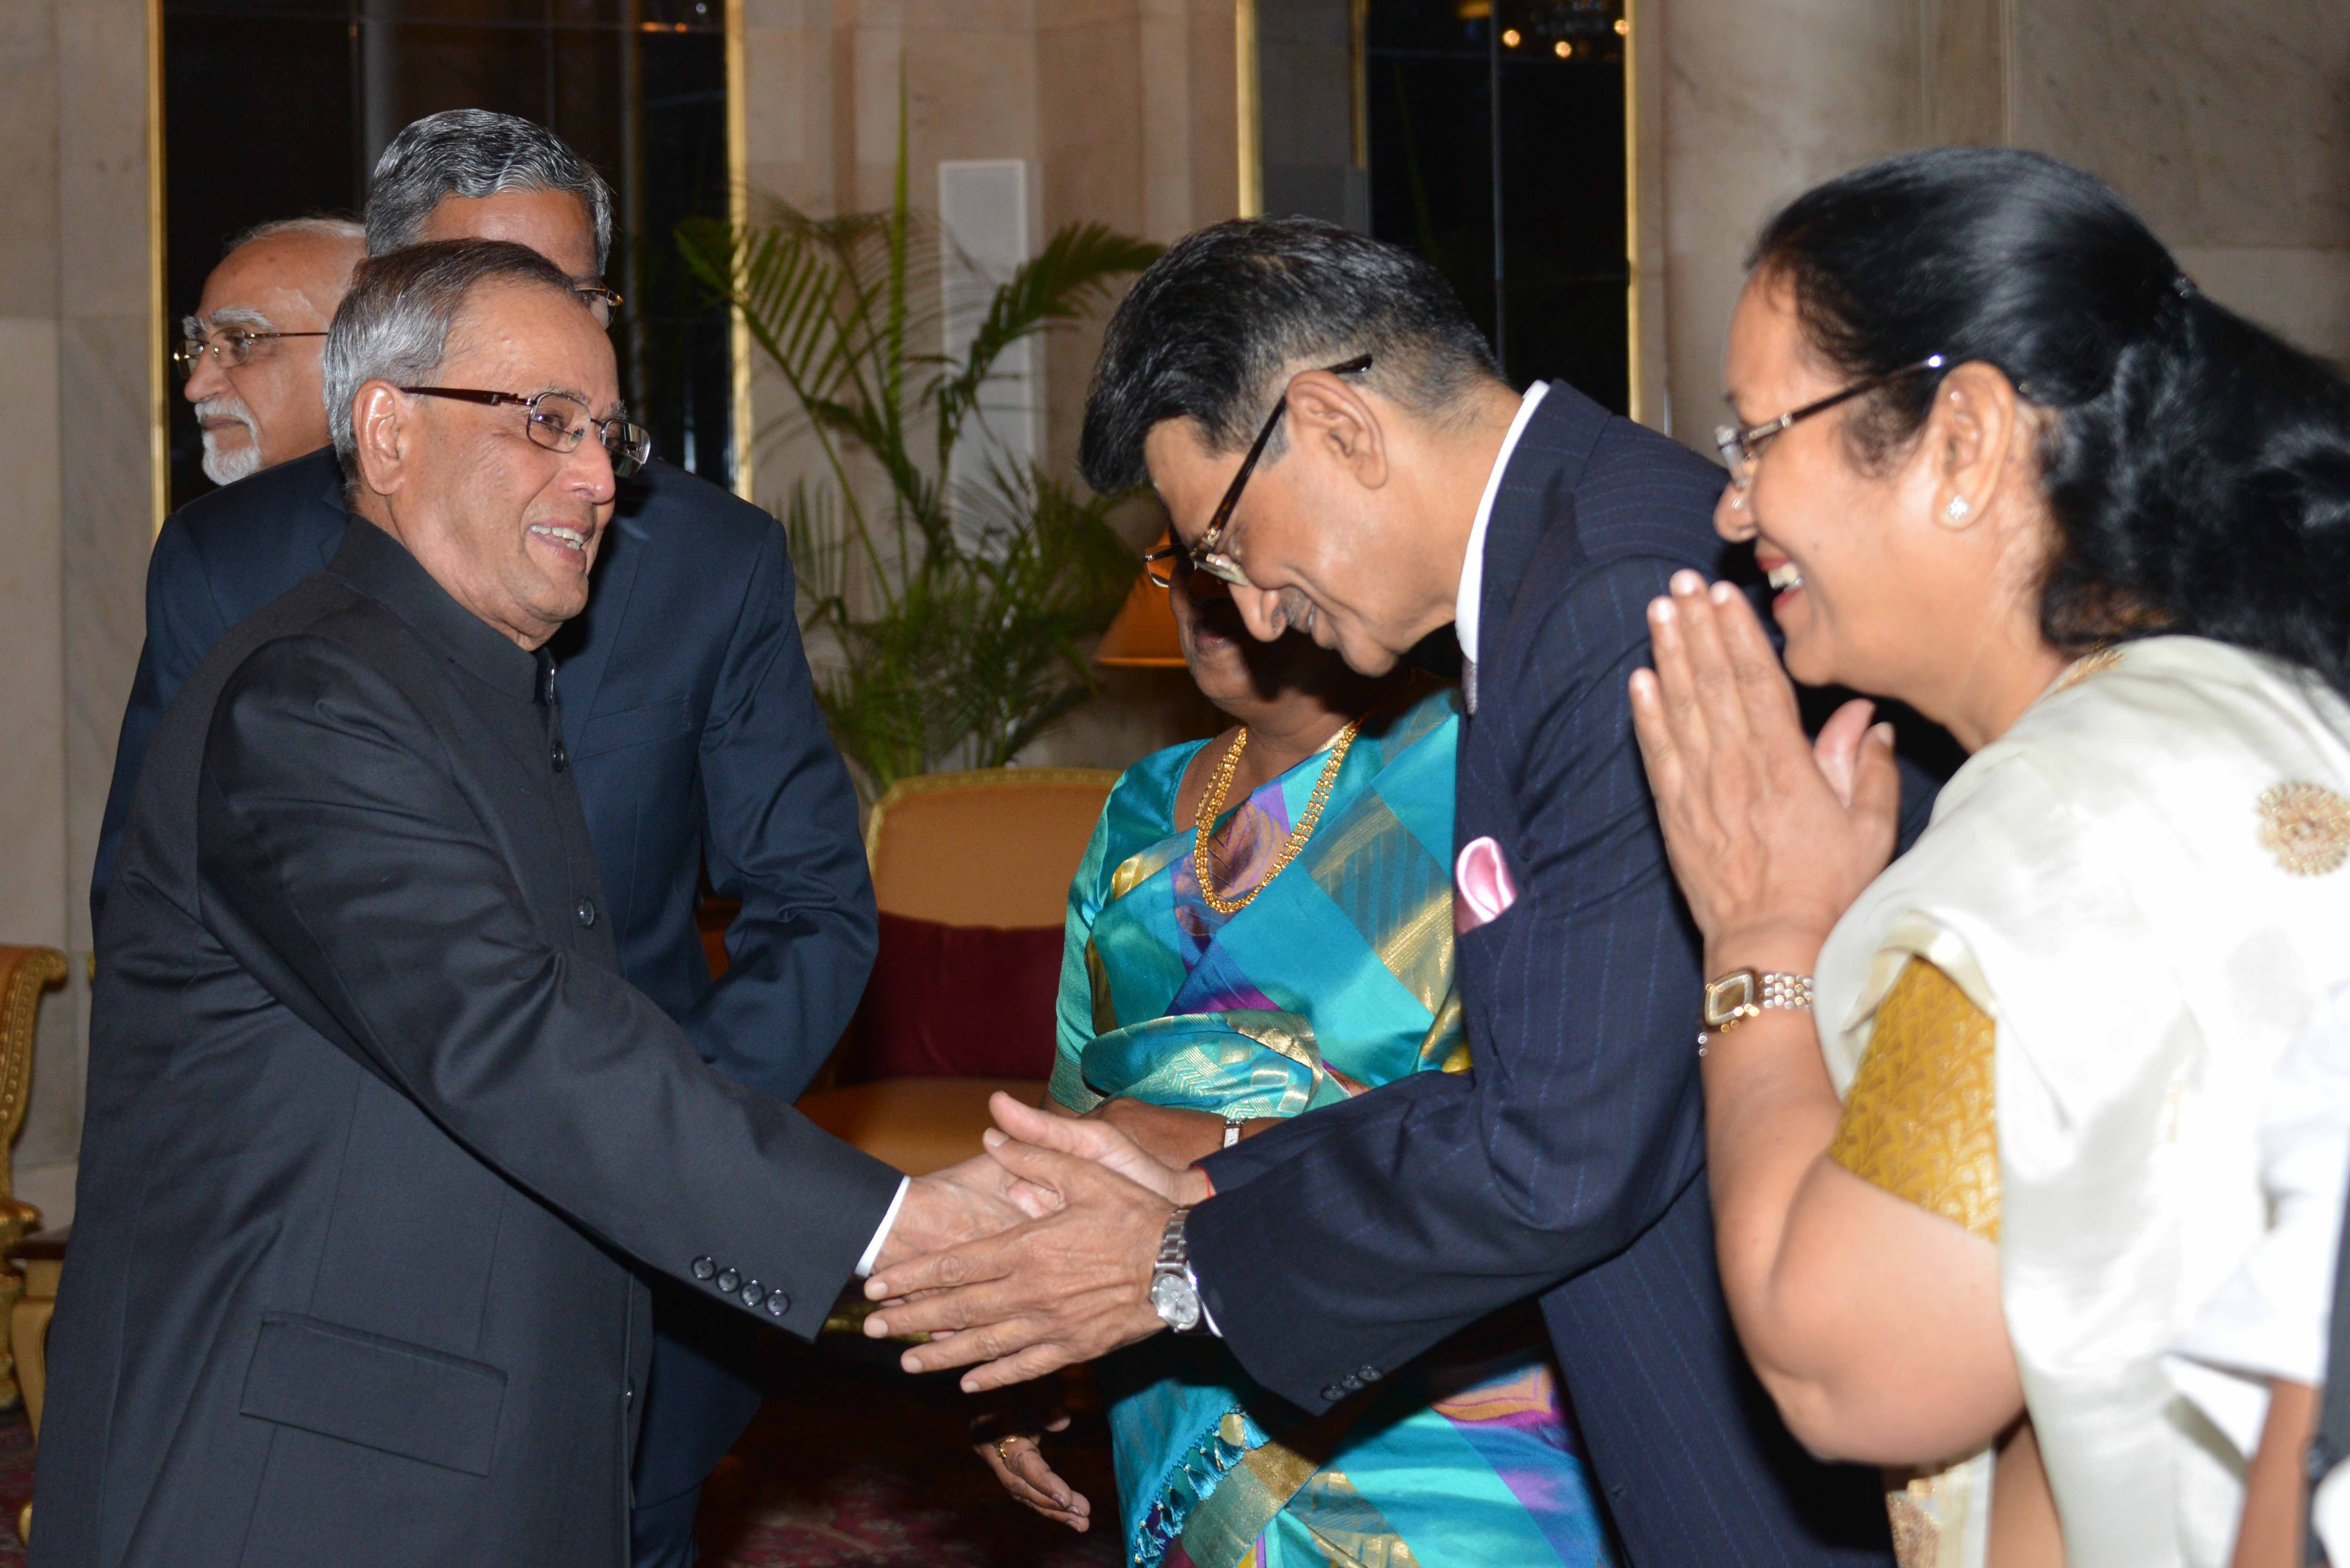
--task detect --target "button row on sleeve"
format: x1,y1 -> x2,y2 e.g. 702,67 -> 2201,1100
689,1256 -> 789,1317
1317,1364 -> 1384,1403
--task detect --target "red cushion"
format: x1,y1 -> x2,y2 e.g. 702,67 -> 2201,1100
834,912 -> 1064,1082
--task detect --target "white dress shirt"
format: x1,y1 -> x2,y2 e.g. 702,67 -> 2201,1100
855,1178 -> 909,1277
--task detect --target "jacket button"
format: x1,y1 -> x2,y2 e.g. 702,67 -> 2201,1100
690,1257 -> 715,1280
1357,1365 -> 1381,1383
1321,1385 -> 1345,1403
739,1280 -> 763,1308
716,1268 -> 740,1293
764,1289 -> 790,1317
550,744 -> 568,773
575,899 -> 596,928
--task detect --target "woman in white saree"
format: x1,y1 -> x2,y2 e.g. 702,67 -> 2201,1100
1627,147 -> 2350,1568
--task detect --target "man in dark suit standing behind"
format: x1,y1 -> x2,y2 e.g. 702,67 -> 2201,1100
861,219 -> 1906,1564
91,112 -> 864,1567
40,240 -> 1020,1568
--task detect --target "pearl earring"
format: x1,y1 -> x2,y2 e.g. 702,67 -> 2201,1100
1945,496 -> 1973,522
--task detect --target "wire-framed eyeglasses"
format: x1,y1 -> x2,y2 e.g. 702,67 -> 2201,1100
1186,353 -> 1375,587
174,328 -> 327,375
398,386 -> 653,477
1714,354 -> 1946,488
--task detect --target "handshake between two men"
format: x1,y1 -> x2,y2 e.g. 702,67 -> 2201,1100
868,1094 -> 1217,1391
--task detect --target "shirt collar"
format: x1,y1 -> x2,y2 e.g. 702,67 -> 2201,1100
326,519 -> 546,704
1454,380 -> 1550,665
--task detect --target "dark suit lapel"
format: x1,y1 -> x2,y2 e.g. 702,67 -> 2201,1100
1477,382 -> 1612,673
549,508 -> 648,723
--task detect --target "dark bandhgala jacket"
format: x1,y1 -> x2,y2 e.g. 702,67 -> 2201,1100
33,521 -> 903,1568
87,446 -> 879,1515
1189,383 -> 1903,1566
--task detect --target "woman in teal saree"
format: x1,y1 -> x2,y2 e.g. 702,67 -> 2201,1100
980,547 -> 1617,1568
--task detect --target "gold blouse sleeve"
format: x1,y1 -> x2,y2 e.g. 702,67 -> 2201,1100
1827,957 -> 2000,1243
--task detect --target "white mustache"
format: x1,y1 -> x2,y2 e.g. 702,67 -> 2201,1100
195,395 -> 262,486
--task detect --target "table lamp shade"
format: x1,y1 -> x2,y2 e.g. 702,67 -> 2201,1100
1094,569 -> 1186,668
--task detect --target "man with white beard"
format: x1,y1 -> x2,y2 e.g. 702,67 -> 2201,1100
178,217 -> 363,484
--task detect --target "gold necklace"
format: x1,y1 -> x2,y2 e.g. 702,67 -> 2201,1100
1192,718 -> 1362,916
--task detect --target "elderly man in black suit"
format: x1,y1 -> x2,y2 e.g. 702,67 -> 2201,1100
36,240 -> 1022,1568
863,219 -> 1923,1564
91,111 -> 867,1567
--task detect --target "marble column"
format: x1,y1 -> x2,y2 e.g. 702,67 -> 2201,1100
0,0 -> 158,1227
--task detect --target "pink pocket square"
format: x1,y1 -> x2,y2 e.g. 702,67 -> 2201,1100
1454,835 -> 1518,934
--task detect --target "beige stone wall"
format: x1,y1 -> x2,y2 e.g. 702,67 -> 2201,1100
1647,0 -> 2350,443
2016,0 -> 2350,367
739,0 -> 1237,488
1,0 -> 159,1227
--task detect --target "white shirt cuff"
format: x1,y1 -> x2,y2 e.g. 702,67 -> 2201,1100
1189,1264 -> 1222,1336
854,1176 -> 911,1278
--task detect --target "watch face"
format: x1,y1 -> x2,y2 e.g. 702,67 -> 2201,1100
1703,969 -> 1758,1029
1149,1272 -> 1202,1332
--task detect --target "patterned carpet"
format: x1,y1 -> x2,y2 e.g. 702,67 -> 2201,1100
0,1334 -> 1119,1568
698,1332 -> 1121,1567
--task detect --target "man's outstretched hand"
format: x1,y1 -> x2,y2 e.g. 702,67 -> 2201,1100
863,1094 -> 1211,1392
869,1144 -> 1061,1277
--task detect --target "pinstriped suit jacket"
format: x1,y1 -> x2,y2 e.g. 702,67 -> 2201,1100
1189,383 -> 1898,1565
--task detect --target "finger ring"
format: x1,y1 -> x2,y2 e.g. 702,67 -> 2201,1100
994,1436 -> 1023,1462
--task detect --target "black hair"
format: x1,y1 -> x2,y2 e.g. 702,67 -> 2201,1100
1078,217 -> 1503,494
1751,145 -> 2350,701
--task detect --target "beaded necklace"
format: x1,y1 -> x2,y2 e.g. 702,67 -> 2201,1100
1190,718 -> 1363,916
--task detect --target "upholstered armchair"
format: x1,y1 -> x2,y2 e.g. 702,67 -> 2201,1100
795,767 -> 1117,1172
0,947 -> 65,1411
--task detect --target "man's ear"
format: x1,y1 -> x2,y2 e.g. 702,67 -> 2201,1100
1285,370 -> 1388,490
350,381 -> 411,500
1927,361 -> 2026,531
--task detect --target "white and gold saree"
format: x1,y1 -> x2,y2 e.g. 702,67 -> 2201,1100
1811,636 -> 2350,1568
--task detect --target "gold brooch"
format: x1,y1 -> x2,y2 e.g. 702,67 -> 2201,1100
2257,781 -> 2350,876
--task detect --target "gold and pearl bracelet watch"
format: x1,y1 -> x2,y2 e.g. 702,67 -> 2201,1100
1698,968 -> 1814,1056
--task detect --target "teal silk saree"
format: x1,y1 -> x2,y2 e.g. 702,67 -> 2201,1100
1052,688 -> 1617,1568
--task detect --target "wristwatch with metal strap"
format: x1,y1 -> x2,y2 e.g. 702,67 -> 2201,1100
1698,967 -> 1814,1054
1148,1206 -> 1204,1332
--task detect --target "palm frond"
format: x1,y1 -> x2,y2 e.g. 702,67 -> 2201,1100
935,223 -> 1163,461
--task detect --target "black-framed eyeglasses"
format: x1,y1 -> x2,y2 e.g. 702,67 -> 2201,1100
398,386 -> 653,477
1187,353 -> 1375,588
1714,354 -> 1946,488
173,328 -> 327,376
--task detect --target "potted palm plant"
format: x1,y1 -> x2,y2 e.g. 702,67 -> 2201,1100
678,95 -> 1162,797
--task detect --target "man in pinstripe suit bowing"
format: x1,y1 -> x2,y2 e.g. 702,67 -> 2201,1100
866,218 -> 1909,1565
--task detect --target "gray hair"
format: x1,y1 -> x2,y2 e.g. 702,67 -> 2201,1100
323,238 -> 583,477
224,215 -> 366,258
364,110 -> 614,272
